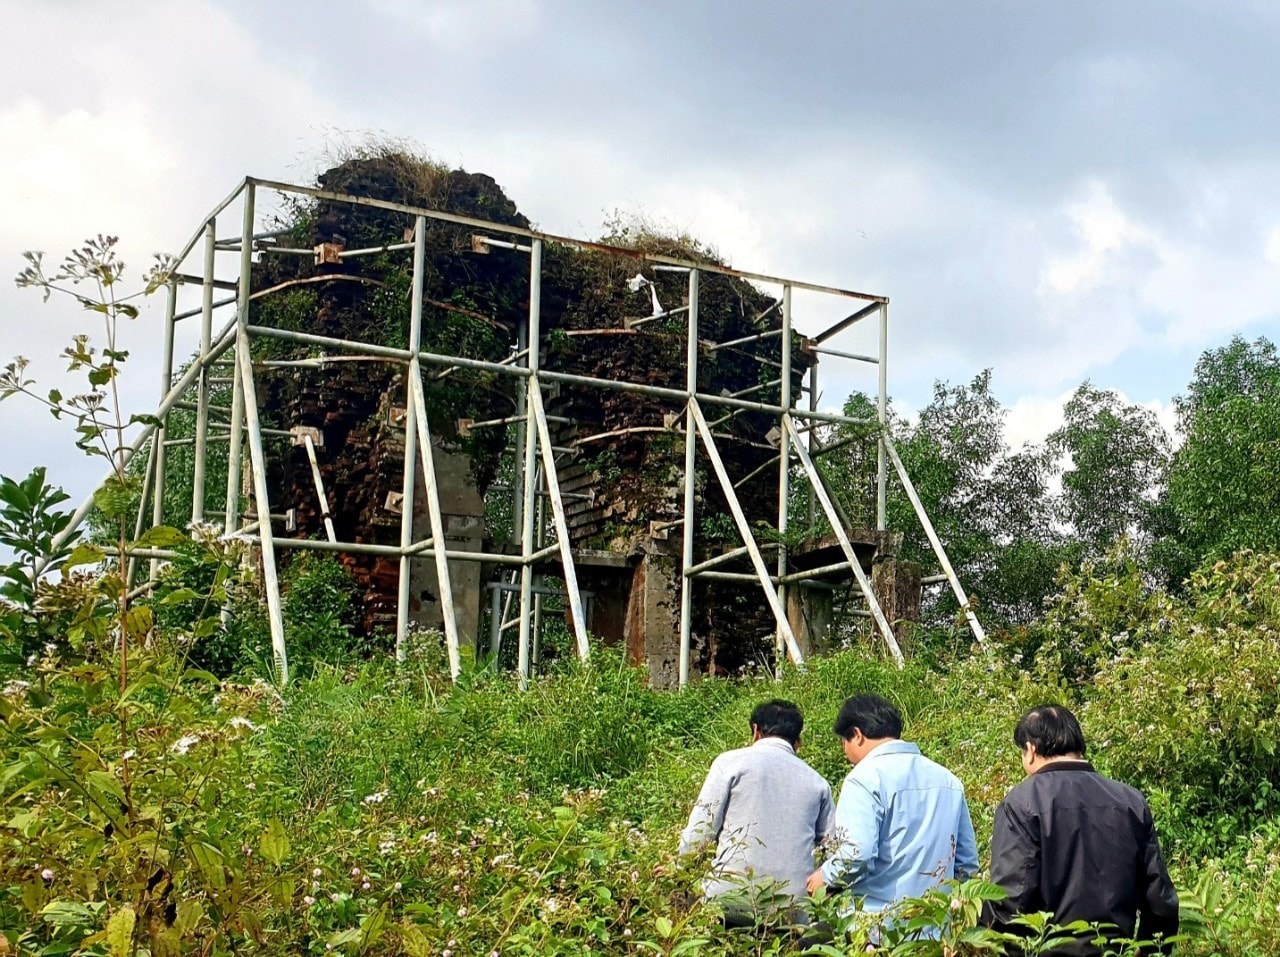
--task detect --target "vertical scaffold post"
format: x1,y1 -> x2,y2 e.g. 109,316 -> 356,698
678,269 -> 700,688
223,348 -> 245,535
807,353 -> 818,526
149,278 -> 177,581
775,285 -> 793,674
408,363 -> 463,679
516,239 -> 543,688
233,183 -> 289,684
877,302 -> 889,530
192,219 -> 216,525
126,424 -> 158,591
396,216 -> 426,663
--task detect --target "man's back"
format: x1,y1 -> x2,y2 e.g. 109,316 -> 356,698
988,761 -> 1179,956
680,736 -> 833,900
823,741 -> 978,911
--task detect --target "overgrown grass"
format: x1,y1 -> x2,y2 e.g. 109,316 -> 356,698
6,547 -> 1280,954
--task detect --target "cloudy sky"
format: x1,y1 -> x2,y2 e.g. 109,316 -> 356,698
3,0 -> 1280,510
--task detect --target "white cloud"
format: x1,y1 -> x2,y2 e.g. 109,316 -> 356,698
1038,180 -> 1155,297
364,0 -> 541,42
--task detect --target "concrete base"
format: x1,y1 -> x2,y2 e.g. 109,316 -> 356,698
408,443 -> 486,647
787,586 -> 835,657
624,554 -> 681,689
872,558 -> 922,649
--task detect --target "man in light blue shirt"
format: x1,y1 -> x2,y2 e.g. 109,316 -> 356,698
680,699 -> 834,923
806,693 -> 978,919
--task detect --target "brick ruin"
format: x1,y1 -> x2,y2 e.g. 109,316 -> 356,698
249,154 -> 917,683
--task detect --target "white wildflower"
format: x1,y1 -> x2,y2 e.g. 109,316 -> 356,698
171,734 -> 200,755
228,716 -> 259,732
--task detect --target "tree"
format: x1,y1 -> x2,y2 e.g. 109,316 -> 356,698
1046,382 -> 1171,553
1167,336 -> 1280,567
818,372 -> 1069,632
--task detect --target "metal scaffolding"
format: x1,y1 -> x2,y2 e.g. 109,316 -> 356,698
42,176 -> 986,686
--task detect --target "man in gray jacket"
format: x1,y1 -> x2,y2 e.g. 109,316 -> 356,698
679,699 -> 834,923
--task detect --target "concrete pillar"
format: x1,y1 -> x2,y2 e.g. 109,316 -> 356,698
625,554 -> 681,688
409,444 -> 486,651
787,586 -> 835,658
872,558 -> 922,652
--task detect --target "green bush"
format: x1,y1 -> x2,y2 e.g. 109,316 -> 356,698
1081,550 -> 1280,854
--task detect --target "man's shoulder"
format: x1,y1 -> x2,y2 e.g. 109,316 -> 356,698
892,744 -> 967,792
709,744 -> 756,768
1011,763 -> 1151,811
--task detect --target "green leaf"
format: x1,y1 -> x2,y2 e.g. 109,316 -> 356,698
87,770 -> 127,806
157,587 -> 202,605
189,842 -> 226,890
41,900 -> 97,927
93,479 -> 132,520
135,525 -> 188,548
328,927 -> 361,948
654,916 -> 674,939
358,903 -> 390,952
107,905 -> 136,957
259,818 -> 290,867
124,604 -> 153,639
173,900 -> 203,935
64,542 -> 106,570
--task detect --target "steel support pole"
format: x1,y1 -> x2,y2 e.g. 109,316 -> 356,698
775,285 -> 793,673
882,433 -> 987,646
808,355 -> 818,527
192,219 -> 216,524
223,350 -> 245,535
303,435 -> 337,543
233,184 -> 289,684
689,399 -> 805,666
126,433 -> 160,590
785,413 -> 904,665
877,303 -> 888,530
678,269 -> 700,687
489,585 -> 503,662
407,374 -> 463,679
512,322 -> 528,541
149,279 -> 177,581
517,239 -> 543,687
396,216 -> 426,663
529,385 -> 590,659
37,322 -> 238,575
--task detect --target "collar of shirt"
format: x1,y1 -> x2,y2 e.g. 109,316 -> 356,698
751,736 -> 796,753
1031,758 -> 1094,775
861,739 -> 920,761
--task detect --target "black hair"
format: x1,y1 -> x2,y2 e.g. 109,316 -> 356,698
750,699 -> 804,746
832,693 -> 903,741
1014,704 -> 1087,758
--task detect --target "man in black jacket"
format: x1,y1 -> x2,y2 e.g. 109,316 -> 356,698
984,704 -> 1179,956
